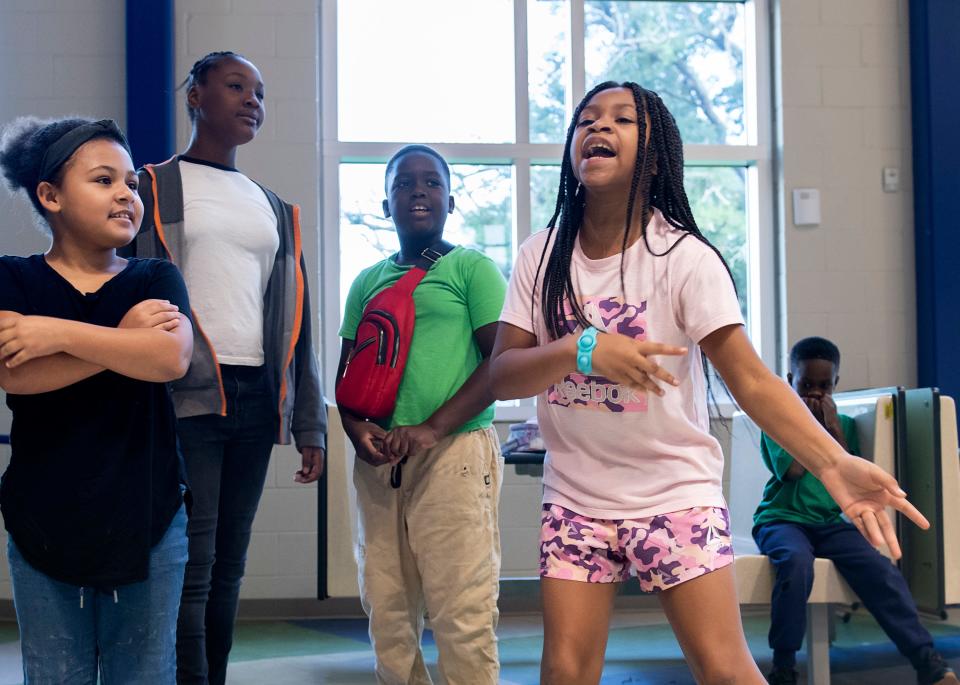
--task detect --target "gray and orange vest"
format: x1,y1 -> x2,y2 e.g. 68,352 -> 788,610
125,158 -> 327,449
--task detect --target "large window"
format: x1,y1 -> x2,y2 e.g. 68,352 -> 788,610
320,0 -> 775,410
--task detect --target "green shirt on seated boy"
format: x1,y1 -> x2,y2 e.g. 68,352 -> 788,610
754,414 -> 858,529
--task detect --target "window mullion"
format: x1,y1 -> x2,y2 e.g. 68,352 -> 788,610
514,0 -> 529,145
319,0 -> 339,387
514,0 -> 533,246
515,158 -> 532,246
570,0 -> 586,108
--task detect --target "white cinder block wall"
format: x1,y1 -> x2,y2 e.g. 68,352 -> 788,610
780,0 -> 915,390
0,0 -> 919,600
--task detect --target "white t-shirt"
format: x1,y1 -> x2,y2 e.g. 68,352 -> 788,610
500,209 -> 744,519
179,159 -> 280,366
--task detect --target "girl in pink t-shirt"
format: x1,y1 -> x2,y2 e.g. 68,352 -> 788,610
491,81 -> 928,684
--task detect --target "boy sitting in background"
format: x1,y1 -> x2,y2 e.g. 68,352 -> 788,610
754,336 -> 957,685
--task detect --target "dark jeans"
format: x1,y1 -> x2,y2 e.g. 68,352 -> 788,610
754,520 -> 934,671
175,365 -> 275,685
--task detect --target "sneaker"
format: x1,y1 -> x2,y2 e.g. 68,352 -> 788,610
767,666 -> 799,685
933,672 -> 960,685
917,650 -> 958,685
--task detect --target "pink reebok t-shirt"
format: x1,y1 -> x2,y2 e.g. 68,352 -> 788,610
500,209 -> 744,519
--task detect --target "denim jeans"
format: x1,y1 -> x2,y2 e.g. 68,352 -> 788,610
9,504 -> 188,685
754,520 -> 934,671
175,365 -> 276,685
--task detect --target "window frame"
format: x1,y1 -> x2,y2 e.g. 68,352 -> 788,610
319,0 -> 776,420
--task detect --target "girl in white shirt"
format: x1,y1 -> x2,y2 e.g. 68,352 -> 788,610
128,52 -> 327,685
492,81 -> 928,685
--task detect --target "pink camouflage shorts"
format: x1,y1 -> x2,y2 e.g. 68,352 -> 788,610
539,504 -> 734,592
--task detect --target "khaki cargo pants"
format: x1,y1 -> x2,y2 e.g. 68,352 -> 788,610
354,427 -> 502,685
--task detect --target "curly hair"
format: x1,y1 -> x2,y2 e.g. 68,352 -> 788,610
0,116 -> 129,218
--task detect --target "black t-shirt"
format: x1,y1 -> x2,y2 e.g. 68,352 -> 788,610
0,255 -> 190,588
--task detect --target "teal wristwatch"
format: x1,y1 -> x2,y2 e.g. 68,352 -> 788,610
576,326 -> 599,374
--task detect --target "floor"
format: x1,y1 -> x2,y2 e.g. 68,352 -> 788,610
0,608 -> 956,684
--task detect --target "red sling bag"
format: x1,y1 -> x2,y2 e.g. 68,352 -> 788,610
336,247 -> 443,420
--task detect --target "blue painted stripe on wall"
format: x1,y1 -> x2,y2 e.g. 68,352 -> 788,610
909,0 -> 960,401
125,0 -> 175,169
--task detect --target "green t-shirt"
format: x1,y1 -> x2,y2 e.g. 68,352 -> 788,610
753,414 -> 860,528
339,246 -> 507,432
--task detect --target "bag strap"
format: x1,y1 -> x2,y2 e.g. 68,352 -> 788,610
390,245 -> 446,296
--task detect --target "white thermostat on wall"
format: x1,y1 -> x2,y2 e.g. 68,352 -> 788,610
792,188 -> 821,227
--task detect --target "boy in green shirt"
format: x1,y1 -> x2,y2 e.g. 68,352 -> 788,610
754,337 -> 956,685
337,145 -> 506,684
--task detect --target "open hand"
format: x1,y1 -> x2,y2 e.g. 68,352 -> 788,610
0,316 -> 69,367
818,453 -> 929,559
119,299 -> 181,331
591,332 -> 687,396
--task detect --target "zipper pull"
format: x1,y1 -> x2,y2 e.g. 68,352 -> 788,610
79,587 -> 84,609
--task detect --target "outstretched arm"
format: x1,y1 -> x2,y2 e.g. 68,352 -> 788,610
701,323 -> 928,557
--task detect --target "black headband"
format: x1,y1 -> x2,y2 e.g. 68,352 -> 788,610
38,119 -> 131,182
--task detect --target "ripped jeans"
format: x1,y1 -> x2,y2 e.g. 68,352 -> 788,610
9,504 -> 188,685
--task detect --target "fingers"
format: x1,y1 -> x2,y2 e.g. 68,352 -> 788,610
0,339 -> 23,360
384,431 -> 411,465
294,453 -> 322,483
156,319 -> 181,332
141,298 -> 174,309
634,342 -> 684,386
849,508 -> 902,559
382,432 -> 399,462
638,342 -> 688,358
149,312 -> 181,328
4,350 -> 30,368
366,423 -> 387,439
121,300 -> 179,329
871,467 -> 906,498
132,299 -> 177,315
623,367 -> 665,396
889,496 -> 930,530
860,510 -> 886,550
361,437 -> 388,466
0,327 -> 18,348
876,510 -> 902,560
634,355 -> 678,388
869,466 -> 930,528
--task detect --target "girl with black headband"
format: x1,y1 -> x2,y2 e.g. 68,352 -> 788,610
0,116 -> 194,683
124,51 -> 327,685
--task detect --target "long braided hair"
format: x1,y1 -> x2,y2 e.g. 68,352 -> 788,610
533,81 -> 736,340
178,51 -> 246,122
